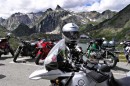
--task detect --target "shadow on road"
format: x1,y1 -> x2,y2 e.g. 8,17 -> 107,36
0,74 -> 6,79
0,63 -> 5,66
113,66 -> 130,72
25,58 -> 35,62
14,58 -> 35,63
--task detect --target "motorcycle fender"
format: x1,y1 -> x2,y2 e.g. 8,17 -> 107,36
37,50 -> 42,55
29,69 -> 65,80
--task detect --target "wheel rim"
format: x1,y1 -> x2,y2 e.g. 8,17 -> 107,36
104,55 -> 114,66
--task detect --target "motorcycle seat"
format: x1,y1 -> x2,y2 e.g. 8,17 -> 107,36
115,77 -> 130,86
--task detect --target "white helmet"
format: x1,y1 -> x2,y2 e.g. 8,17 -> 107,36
62,23 -> 79,43
103,41 -> 108,46
109,40 -> 115,46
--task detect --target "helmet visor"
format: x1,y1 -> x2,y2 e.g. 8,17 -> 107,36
63,31 -> 79,40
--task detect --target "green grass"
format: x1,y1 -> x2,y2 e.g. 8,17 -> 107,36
118,53 -> 127,62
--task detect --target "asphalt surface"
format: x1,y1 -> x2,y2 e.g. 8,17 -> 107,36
0,54 -> 130,86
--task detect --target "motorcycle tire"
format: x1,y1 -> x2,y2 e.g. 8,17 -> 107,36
104,52 -> 117,68
0,54 -> 1,58
13,48 -> 21,62
30,53 -> 36,59
35,54 -> 42,65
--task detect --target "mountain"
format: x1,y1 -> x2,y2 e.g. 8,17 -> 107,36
78,10 -> 116,23
1,12 -> 44,31
94,4 -> 130,29
0,17 -> 5,24
12,23 -> 35,36
87,4 -> 130,41
0,5 -> 116,36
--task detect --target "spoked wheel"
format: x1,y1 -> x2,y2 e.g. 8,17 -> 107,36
104,53 -> 117,68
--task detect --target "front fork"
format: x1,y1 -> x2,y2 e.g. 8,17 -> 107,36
37,48 -> 45,59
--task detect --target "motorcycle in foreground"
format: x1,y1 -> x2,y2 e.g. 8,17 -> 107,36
29,39 -> 130,86
13,39 -> 39,62
35,41 -> 54,65
0,33 -> 14,58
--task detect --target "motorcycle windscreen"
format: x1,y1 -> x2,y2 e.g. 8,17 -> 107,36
44,39 -> 66,70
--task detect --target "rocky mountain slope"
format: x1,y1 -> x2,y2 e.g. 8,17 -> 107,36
0,5 -> 116,36
87,4 -> 130,41
94,4 -> 130,29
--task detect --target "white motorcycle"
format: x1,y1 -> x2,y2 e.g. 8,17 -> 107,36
120,41 -> 130,62
29,39 -> 130,86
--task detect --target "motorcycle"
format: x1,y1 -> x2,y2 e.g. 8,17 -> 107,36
120,41 -> 130,63
35,41 -> 54,65
86,39 -> 118,68
29,39 -> 130,86
0,33 -> 14,58
13,38 -> 39,62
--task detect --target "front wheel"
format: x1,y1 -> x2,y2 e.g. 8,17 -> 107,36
35,54 -> 42,65
13,48 -> 21,62
104,52 -> 117,68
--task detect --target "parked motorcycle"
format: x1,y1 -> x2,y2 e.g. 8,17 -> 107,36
13,38 -> 38,62
35,41 -> 54,65
0,33 -> 14,58
29,39 -> 130,86
87,38 -> 118,68
120,41 -> 130,63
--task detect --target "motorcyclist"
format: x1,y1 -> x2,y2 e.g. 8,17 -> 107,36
45,23 -> 83,72
62,22 -> 83,60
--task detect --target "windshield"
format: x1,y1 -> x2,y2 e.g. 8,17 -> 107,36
44,39 -> 65,66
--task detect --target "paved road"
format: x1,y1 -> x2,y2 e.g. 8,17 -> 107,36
0,54 -> 130,86
0,55 -> 50,86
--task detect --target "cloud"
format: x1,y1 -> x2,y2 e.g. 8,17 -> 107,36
0,0 -> 130,18
86,0 -> 130,12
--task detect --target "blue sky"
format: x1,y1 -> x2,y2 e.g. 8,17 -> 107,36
0,0 -> 130,19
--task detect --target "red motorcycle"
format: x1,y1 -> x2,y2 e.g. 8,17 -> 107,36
35,40 -> 54,65
0,33 -> 14,58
